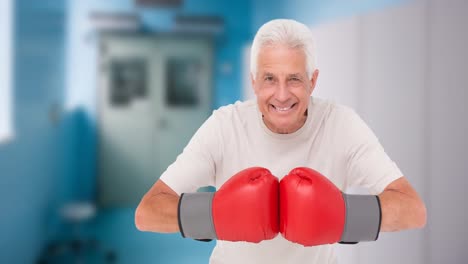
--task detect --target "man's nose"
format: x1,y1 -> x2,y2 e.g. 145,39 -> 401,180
275,82 -> 290,102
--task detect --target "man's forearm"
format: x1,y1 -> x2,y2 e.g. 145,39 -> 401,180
378,188 -> 427,232
135,193 -> 180,233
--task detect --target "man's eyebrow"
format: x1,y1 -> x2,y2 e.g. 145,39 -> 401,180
288,73 -> 303,79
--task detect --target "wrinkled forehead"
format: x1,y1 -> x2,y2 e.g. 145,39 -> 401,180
256,45 -> 308,76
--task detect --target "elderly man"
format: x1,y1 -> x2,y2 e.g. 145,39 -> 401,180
135,19 -> 426,263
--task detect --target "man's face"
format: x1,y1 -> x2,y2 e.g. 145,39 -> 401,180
252,44 -> 319,134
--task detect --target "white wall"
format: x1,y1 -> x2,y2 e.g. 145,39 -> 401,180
427,0 -> 468,263
310,16 -> 361,110
356,2 -> 426,263
0,0 -> 13,142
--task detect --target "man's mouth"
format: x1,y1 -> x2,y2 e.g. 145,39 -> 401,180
271,103 -> 297,113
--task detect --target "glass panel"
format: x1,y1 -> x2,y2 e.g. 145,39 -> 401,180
165,57 -> 201,107
110,58 -> 147,107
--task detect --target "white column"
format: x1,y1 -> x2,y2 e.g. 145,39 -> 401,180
0,0 -> 13,142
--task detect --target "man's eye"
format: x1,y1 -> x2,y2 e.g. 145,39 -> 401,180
265,76 -> 274,81
290,78 -> 300,82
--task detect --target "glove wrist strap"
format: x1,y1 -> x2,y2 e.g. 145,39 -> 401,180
339,194 -> 382,244
178,192 -> 216,240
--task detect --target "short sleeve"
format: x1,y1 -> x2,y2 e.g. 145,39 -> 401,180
159,112 -> 222,195
343,110 -> 403,195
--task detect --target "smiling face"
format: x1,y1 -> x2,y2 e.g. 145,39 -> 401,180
252,44 -> 319,134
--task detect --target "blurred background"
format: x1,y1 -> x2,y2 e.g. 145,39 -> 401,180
0,0 -> 466,263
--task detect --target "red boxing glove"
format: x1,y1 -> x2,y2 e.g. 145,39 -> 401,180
280,167 -> 381,246
179,167 -> 279,243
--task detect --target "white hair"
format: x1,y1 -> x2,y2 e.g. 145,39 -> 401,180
250,19 -> 317,80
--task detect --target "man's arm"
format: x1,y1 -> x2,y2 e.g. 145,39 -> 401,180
136,168 -> 280,243
135,180 -> 180,233
378,176 -> 427,232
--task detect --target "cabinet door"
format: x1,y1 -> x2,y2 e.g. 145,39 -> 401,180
98,35 -> 212,207
152,37 -> 213,184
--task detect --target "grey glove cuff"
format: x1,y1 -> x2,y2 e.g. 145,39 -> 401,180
178,192 -> 216,240
339,194 -> 382,244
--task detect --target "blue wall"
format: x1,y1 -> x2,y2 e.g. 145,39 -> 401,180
65,0 -> 253,207
65,0 -> 252,263
0,1 -> 79,263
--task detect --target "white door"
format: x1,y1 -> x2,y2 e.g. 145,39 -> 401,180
97,34 -> 213,207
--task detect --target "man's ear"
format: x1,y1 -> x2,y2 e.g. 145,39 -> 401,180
309,69 -> 320,94
251,73 -> 257,95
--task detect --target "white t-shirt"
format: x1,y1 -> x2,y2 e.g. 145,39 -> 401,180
160,96 -> 403,264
